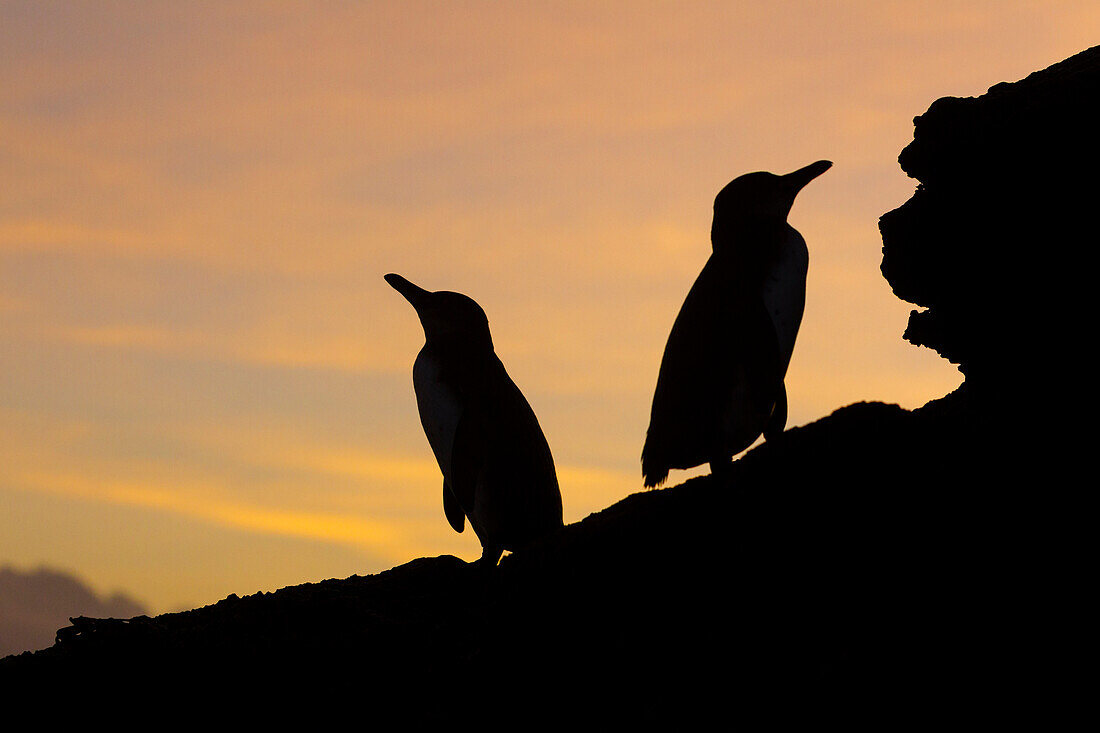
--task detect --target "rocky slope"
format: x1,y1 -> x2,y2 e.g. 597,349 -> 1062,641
5,46 -> 1092,721
6,396 -> 1006,721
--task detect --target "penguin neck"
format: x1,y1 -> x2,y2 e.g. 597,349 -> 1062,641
422,334 -> 498,391
424,332 -> 495,360
712,217 -> 789,251
711,220 -> 790,277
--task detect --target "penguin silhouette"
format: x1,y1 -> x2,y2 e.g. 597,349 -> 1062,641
386,274 -> 563,565
642,160 -> 831,487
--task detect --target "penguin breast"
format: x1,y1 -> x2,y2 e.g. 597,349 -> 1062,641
760,226 -> 809,372
412,350 -> 463,485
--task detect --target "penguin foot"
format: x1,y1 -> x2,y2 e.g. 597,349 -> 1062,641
478,544 -> 504,569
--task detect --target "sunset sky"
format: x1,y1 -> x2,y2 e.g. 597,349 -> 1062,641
2,2 -> 1096,614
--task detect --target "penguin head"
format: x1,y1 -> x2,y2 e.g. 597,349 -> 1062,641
711,160 -> 832,248
385,274 -> 493,349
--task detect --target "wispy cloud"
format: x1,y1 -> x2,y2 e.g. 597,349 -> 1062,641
17,470 -> 412,561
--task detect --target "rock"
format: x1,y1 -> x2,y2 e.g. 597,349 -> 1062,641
880,45 -> 1100,385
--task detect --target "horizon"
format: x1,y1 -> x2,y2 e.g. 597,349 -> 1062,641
2,2 -> 1096,617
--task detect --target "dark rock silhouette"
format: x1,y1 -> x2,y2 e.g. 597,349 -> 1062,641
880,44 -> 1100,387
643,161 -> 831,487
385,274 -> 564,566
3,48 -> 1091,721
0,566 -> 146,657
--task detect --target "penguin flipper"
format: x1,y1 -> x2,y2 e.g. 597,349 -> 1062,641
448,411 -> 483,519
763,381 -> 787,441
443,480 -> 465,533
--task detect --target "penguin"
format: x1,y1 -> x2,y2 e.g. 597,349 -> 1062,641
385,274 -> 563,566
642,160 -> 832,487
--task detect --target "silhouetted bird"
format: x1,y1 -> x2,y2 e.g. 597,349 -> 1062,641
386,274 -> 564,565
642,161 -> 832,487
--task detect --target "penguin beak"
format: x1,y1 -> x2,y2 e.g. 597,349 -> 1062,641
384,273 -> 431,309
783,160 -> 832,194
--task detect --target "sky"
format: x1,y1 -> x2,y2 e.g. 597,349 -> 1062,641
2,1 -> 1096,614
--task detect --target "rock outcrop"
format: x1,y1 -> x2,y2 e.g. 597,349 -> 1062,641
880,45 -> 1100,386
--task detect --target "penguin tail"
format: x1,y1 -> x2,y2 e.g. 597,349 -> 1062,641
762,384 -> 788,442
